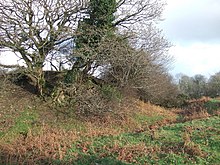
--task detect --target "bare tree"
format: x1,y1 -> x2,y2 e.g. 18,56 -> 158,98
78,31 -> 170,90
0,0 -> 87,95
178,74 -> 208,99
207,72 -> 220,97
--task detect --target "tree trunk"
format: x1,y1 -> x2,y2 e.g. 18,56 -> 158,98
27,67 -> 45,96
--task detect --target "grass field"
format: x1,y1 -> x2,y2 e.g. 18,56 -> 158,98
0,80 -> 220,164
65,116 -> 220,165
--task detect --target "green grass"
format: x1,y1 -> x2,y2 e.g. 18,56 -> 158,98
0,108 -> 39,142
0,105 -> 219,164
0,112 -> 219,164
210,99 -> 220,103
204,99 -> 220,114
64,116 -> 220,164
157,117 -> 220,164
134,113 -> 164,125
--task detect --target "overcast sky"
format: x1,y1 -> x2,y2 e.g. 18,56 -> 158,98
160,0 -> 220,77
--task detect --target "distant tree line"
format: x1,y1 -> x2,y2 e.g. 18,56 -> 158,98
177,72 -> 220,99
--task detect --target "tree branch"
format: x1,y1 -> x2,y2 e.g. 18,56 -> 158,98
0,63 -> 21,69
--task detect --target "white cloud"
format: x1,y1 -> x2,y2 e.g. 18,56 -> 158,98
161,0 -> 220,43
170,43 -> 220,77
160,0 -> 220,77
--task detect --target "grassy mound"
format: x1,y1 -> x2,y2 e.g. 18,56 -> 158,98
0,80 -> 220,164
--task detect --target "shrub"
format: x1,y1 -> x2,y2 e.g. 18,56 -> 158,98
100,84 -> 122,102
51,80 -> 121,117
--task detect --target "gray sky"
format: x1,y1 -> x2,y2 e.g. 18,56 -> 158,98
160,0 -> 220,77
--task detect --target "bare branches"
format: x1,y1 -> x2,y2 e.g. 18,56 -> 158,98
0,63 -> 21,69
0,0 -> 88,94
0,0 -> 88,68
115,0 -> 165,28
114,0 -> 170,70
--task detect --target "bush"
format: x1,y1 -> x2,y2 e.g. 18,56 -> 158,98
100,84 -> 122,102
51,80 -> 121,117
